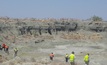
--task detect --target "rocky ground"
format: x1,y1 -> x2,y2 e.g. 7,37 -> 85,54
0,31 -> 107,65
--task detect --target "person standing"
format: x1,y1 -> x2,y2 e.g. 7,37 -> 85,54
84,53 -> 89,65
14,48 -> 18,57
2,43 -> 6,51
65,54 -> 69,62
69,51 -> 75,65
49,52 -> 54,61
5,45 -> 9,55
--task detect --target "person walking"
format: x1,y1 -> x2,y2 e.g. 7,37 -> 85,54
2,43 -> 6,51
14,48 -> 18,57
5,45 -> 9,55
84,53 -> 89,65
49,52 -> 54,61
69,51 -> 75,65
65,54 -> 69,62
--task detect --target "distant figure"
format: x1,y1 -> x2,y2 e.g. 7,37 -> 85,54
2,43 -> 6,51
5,45 -> 9,55
49,52 -> 54,61
69,51 -> 75,65
65,54 -> 69,62
84,53 -> 89,65
14,48 -> 18,57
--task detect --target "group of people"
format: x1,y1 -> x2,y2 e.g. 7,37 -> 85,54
0,43 -> 18,57
0,43 -> 89,65
50,52 -> 89,65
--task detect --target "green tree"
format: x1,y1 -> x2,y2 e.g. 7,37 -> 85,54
91,15 -> 103,21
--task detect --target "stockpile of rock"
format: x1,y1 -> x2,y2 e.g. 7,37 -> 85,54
61,32 -> 103,41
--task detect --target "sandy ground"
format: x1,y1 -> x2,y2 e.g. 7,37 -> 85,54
0,32 -> 107,65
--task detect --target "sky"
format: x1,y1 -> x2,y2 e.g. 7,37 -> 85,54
0,0 -> 107,20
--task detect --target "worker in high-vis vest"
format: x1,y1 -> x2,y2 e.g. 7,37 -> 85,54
14,48 -> 18,57
84,53 -> 89,65
65,54 -> 69,62
69,51 -> 75,65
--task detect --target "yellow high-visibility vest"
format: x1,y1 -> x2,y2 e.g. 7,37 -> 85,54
84,55 -> 89,62
14,48 -> 18,52
69,54 -> 75,62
